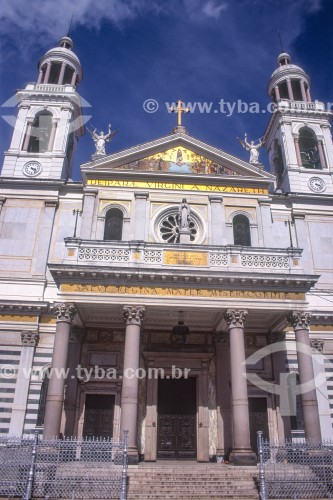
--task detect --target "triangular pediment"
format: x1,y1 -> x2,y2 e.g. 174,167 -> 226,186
81,133 -> 275,183
111,145 -> 239,176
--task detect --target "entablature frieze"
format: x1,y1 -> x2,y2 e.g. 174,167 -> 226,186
50,264 -> 317,297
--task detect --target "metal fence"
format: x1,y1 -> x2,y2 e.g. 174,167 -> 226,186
0,430 -> 128,500
257,431 -> 333,500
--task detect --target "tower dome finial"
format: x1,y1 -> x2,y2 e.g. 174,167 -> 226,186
268,53 -> 311,104
59,36 -> 74,50
37,35 -> 82,86
277,52 -> 291,66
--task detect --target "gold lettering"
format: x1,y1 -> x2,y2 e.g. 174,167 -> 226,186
85,179 -> 268,195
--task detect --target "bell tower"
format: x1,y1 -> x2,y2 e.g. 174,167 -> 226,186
1,36 -> 84,180
264,52 -> 333,194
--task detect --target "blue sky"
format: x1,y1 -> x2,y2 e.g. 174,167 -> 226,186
0,0 -> 332,180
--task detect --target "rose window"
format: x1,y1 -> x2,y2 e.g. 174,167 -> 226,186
159,213 -> 198,243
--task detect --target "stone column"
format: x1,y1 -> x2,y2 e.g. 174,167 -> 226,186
120,305 -> 145,463
22,121 -> 33,151
318,140 -> 327,169
294,137 -> 302,167
287,78 -> 294,101
274,85 -> 281,101
306,87 -> 312,102
43,61 -> 52,83
300,80 -> 307,102
287,311 -> 321,442
58,62 -> 66,85
209,196 -> 224,245
47,120 -> 58,152
80,189 -> 98,239
225,309 -> 256,465
270,332 -> 291,442
37,69 -> 44,84
71,71 -> 78,86
9,331 -> 39,435
43,303 -> 77,439
63,326 -> 85,436
134,192 -> 149,240
214,332 -> 232,461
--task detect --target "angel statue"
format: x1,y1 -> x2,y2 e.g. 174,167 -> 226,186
88,124 -> 118,156
238,134 -> 264,164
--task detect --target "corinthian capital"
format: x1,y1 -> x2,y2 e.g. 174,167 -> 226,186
54,303 -> 77,323
123,305 -> 145,325
224,309 -> 248,329
21,331 -> 39,347
287,311 -> 312,331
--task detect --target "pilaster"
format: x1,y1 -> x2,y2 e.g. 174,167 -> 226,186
80,188 -> 98,239
134,192 -> 149,240
9,331 -> 39,435
209,196 -> 224,245
32,200 -> 58,275
214,331 -> 232,460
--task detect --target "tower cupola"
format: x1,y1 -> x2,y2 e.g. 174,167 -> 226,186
37,36 -> 82,87
268,52 -> 311,103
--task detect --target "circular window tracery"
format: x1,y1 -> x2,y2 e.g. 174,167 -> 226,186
154,207 -> 204,244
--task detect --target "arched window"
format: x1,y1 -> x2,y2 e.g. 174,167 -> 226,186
104,208 -> 123,241
27,111 -> 52,153
233,214 -> 251,246
299,127 -> 321,169
36,368 -> 50,426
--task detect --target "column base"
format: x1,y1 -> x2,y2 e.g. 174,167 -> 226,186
229,449 -> 257,466
127,448 -> 139,465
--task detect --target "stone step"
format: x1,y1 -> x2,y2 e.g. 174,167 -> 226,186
127,463 -> 259,500
127,492 -> 258,500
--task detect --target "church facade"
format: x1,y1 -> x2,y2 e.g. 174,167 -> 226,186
0,37 -> 333,465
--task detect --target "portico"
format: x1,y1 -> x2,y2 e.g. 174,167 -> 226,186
42,237 -> 320,463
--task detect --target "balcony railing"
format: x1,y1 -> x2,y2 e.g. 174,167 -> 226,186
62,239 -> 303,275
276,99 -> 326,112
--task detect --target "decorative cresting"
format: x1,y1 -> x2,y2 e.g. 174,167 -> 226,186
123,305 -> 145,325
21,330 -> 39,347
53,303 -> 77,323
70,326 -> 86,343
224,309 -> 248,329
287,311 -> 312,330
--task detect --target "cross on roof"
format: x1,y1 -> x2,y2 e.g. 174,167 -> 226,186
170,100 -> 190,126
